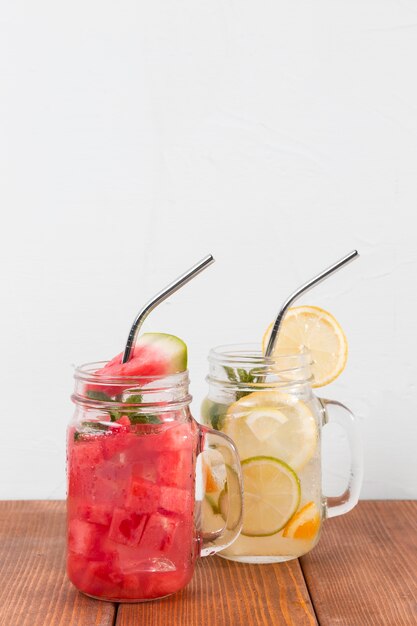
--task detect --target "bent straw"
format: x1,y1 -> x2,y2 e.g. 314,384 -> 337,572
122,254 -> 215,363
264,250 -> 359,357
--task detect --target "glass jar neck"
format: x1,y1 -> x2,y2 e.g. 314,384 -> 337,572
207,344 -> 313,395
72,362 -> 192,416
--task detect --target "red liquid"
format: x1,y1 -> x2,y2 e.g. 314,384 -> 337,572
67,418 -> 198,600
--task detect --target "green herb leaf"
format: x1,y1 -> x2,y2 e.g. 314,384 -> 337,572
82,420 -> 109,431
108,410 -> 121,422
208,402 -> 229,431
86,390 -> 113,402
85,389 -> 161,426
223,366 -> 238,383
129,413 -> 161,425
247,368 -> 259,384
124,394 -> 143,404
74,420 -> 109,441
239,368 -> 252,383
224,366 -> 257,399
235,390 -> 252,401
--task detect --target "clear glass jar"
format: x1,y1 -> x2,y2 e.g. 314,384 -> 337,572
67,363 -> 243,601
201,345 -> 363,564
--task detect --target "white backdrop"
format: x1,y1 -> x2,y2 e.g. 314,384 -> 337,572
1,1 -> 416,500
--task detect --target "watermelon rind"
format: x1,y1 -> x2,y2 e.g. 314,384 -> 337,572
137,333 -> 187,372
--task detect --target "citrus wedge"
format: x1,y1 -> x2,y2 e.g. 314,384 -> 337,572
282,501 -> 321,540
225,456 -> 300,537
222,391 -> 317,471
218,464 -> 242,531
202,449 -> 227,494
262,306 -> 348,387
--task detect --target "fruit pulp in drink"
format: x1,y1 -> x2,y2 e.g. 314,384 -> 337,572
201,393 -> 322,563
67,418 -> 197,600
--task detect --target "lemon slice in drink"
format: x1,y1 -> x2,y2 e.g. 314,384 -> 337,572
246,408 -> 288,441
231,456 -> 301,536
262,306 -> 348,387
282,501 -> 321,540
223,391 -> 317,470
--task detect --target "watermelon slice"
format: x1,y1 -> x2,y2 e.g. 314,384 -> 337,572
108,508 -> 148,546
77,503 -> 112,526
99,333 -> 187,379
140,512 -> 180,553
68,519 -> 105,556
126,476 -> 160,512
159,486 -> 192,516
85,333 -> 187,398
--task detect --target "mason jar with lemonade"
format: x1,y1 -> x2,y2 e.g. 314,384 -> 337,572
201,306 -> 363,563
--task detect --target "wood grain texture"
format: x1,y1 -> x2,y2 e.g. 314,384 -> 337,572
0,501 -> 115,626
116,555 -> 317,626
1,500 -> 416,626
300,500 -> 417,626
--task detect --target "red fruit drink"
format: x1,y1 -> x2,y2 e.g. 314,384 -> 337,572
67,334 -> 243,601
67,416 -> 198,601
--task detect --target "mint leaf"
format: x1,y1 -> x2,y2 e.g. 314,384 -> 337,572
85,390 -> 162,426
223,366 -> 238,383
74,420 -> 109,441
223,366 -> 257,400
129,413 -> 161,425
82,420 -> 109,431
86,390 -> 112,402
237,368 -> 249,382
235,390 -> 251,400
109,394 -> 143,422
124,394 -> 143,404
208,402 -> 229,431
225,366 -> 256,385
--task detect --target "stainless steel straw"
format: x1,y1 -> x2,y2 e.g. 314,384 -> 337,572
122,254 -> 215,363
265,250 -> 359,357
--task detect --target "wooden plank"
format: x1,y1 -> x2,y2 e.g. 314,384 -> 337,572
300,500 -> 417,626
0,501 -> 115,626
116,555 -> 318,626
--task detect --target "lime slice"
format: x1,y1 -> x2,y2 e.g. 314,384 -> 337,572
223,456 -> 300,537
204,494 -> 220,514
223,391 -> 317,471
218,464 -> 242,531
200,495 -> 225,534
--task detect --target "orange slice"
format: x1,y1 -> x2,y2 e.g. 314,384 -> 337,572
282,501 -> 321,540
202,450 -> 227,493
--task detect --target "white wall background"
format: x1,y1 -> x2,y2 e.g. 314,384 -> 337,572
1,1 -> 416,500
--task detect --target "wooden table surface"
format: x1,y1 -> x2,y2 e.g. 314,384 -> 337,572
0,500 -> 416,626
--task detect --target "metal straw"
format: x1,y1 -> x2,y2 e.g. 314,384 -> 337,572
122,254 -> 215,363
265,250 -> 359,357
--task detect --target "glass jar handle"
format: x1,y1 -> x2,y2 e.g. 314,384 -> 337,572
320,398 -> 363,518
197,425 -> 243,556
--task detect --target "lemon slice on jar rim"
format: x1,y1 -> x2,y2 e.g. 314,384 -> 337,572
262,305 -> 348,387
